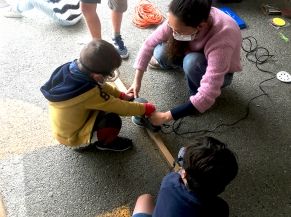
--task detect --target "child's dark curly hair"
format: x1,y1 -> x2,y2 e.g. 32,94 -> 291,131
183,136 -> 238,197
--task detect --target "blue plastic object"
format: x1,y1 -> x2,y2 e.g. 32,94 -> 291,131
219,7 -> 247,29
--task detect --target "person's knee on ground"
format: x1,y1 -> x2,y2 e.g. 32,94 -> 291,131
94,113 -> 122,144
183,52 -> 207,93
132,194 -> 154,216
152,43 -> 175,70
92,112 -> 133,151
73,112 -> 121,151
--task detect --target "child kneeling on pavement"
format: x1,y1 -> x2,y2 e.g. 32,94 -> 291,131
132,136 -> 238,217
41,39 -> 156,151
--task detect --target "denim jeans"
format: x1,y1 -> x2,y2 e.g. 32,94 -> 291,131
153,43 -> 233,95
17,0 -> 81,26
132,213 -> 152,217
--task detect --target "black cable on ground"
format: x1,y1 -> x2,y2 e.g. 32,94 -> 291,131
160,36 -> 276,137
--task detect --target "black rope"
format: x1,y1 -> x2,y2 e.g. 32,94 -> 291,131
160,36 -> 276,137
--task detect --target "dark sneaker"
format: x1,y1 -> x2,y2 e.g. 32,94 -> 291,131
73,143 -> 96,152
132,116 -> 146,128
148,56 -> 161,69
112,35 -> 129,59
131,116 -> 161,132
95,137 -> 133,152
131,97 -> 161,132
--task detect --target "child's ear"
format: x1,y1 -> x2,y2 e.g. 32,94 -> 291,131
179,169 -> 187,179
91,73 -> 104,82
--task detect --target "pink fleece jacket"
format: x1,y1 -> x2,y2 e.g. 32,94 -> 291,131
134,7 -> 242,113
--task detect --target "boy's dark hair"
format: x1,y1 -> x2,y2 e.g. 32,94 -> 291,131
169,0 -> 212,28
78,39 -> 122,77
183,137 -> 238,197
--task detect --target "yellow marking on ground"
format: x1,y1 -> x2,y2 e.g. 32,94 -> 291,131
0,98 -> 57,160
96,205 -> 131,217
0,195 -> 7,217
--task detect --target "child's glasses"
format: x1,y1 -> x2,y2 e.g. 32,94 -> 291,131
78,59 -> 120,83
104,69 -> 120,82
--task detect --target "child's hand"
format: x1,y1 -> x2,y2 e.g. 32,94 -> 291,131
119,92 -> 134,101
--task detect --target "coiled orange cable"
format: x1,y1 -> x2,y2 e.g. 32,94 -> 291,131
133,0 -> 164,28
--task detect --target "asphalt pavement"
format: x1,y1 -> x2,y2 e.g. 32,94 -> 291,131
0,0 -> 290,216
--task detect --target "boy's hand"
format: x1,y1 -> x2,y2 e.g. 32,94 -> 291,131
149,111 -> 173,126
119,92 -> 134,101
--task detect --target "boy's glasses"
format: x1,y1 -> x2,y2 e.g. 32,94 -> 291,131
78,59 -> 120,83
104,69 -> 120,82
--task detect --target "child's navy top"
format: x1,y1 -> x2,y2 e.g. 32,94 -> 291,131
153,172 -> 229,217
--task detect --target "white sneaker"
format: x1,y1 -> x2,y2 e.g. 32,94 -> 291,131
4,7 -> 23,18
0,0 -> 9,8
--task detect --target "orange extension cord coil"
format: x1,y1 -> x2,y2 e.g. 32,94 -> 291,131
133,0 -> 164,28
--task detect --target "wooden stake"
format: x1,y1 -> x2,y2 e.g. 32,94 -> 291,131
113,78 -> 180,172
0,196 -> 6,217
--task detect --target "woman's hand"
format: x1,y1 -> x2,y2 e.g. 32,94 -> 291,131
127,80 -> 141,98
126,69 -> 144,98
149,111 -> 173,126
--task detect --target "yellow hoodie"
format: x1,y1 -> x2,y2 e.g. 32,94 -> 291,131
48,83 -> 145,147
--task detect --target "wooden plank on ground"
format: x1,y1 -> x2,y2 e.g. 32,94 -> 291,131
113,78 -> 180,172
0,195 -> 6,217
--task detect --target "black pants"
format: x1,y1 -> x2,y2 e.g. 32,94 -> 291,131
92,112 -> 122,144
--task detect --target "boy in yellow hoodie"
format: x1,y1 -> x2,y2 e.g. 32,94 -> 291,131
41,39 -> 155,151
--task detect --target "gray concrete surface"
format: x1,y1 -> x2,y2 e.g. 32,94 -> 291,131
0,0 -> 291,216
